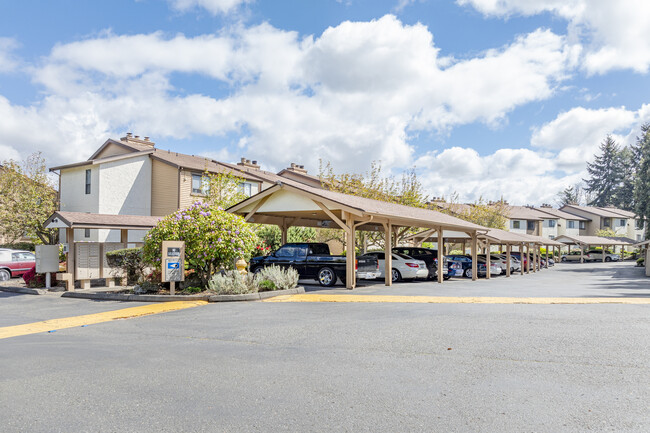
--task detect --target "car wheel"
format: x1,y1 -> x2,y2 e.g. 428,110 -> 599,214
561,257 -> 567,262
391,269 -> 402,282
443,275 -> 451,280
464,268 -> 472,278
0,269 -> 10,281
605,256 -> 612,262
318,267 -> 337,287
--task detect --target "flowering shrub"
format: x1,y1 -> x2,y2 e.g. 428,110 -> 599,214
143,202 -> 258,287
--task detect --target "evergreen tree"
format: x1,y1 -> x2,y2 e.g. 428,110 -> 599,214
613,146 -> 636,211
633,123 -> 650,239
557,185 -> 579,206
584,135 -> 622,207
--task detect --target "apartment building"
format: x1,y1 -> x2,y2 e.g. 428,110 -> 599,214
559,204 -> 644,241
50,134 -> 317,242
535,205 -> 589,239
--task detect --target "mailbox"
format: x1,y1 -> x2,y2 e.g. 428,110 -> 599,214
36,245 -> 60,274
162,241 -> 185,283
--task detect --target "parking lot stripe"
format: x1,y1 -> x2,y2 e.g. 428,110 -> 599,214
264,294 -> 650,305
0,300 -> 208,340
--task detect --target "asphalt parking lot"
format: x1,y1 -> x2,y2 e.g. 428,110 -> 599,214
1,261 -> 649,432
302,260 -> 650,298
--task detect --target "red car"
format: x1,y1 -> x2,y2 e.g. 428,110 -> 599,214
0,249 -> 36,281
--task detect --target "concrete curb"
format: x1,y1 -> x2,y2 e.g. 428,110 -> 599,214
0,286 -> 47,295
60,286 -> 305,302
209,286 -> 305,302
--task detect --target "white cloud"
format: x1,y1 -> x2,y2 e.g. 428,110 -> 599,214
531,105 -> 650,170
0,38 -> 19,73
167,0 -> 250,15
457,0 -> 650,74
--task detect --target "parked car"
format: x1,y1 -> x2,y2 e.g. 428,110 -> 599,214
478,254 -> 510,274
249,243 -> 380,287
447,260 -> 463,277
560,251 -> 592,262
510,252 -> 530,269
392,247 -> 450,280
361,252 -> 428,282
0,249 -> 36,281
495,254 -> 521,272
445,254 -> 500,278
585,250 -> 620,262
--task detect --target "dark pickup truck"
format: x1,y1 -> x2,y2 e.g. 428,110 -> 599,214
249,243 -> 380,287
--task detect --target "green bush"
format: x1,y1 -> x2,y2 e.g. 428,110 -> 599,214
106,248 -> 145,285
256,265 -> 299,290
258,279 -> 277,291
143,202 -> 258,287
208,271 -> 259,295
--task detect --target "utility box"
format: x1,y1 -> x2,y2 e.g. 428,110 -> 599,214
36,245 -> 60,273
162,240 -> 185,283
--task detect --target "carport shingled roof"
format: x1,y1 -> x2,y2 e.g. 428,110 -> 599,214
554,234 -> 634,246
45,211 -> 162,230
229,179 -> 487,232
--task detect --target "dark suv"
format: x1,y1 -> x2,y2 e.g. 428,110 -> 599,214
392,247 -> 449,280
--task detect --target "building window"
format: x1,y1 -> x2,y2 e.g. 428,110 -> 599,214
579,221 -> 586,230
512,220 -> 520,229
527,221 -> 535,231
637,234 -> 642,241
619,219 -> 626,227
548,220 -> 556,228
191,173 -> 209,195
84,229 -> 90,238
239,182 -> 252,197
567,220 -> 576,229
85,169 -> 91,194
603,218 -> 610,227
549,235 -> 555,240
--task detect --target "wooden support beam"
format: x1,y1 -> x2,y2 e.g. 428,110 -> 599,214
383,222 -> 393,287
471,232 -> 478,281
313,200 -> 350,234
602,245 -> 606,263
244,195 -> 270,222
345,218 -> 356,290
545,246 -> 549,268
506,244 -> 511,277
580,245 -> 584,263
437,227 -> 444,284
486,240 -> 491,279
120,229 -> 128,244
525,244 -> 530,274
520,243 -> 525,275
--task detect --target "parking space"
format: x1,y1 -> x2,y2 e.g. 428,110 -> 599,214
300,261 -> 649,299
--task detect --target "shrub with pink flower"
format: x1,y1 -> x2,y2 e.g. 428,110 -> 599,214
142,202 -> 258,287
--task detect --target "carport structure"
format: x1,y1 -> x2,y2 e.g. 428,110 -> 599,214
409,227 -> 549,278
227,180 -> 487,288
554,234 -> 634,263
519,235 -> 564,270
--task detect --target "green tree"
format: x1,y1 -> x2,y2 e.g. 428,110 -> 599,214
634,123 -> 650,239
584,135 -> 622,207
614,146 -> 637,211
142,202 -> 258,287
318,160 -> 429,248
595,228 -> 617,238
0,153 -> 58,244
556,185 -> 580,206
204,171 -> 250,209
254,225 -> 317,251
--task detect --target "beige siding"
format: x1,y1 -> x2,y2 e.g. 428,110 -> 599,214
179,169 -> 200,209
151,160 -> 180,216
95,142 -> 133,159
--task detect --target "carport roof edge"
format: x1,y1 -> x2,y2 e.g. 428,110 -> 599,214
228,180 -> 488,232
44,211 -> 162,230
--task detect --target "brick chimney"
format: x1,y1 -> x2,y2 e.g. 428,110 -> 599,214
286,162 -> 308,174
237,157 -> 260,170
121,132 -> 155,147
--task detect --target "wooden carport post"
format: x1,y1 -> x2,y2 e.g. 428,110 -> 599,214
120,229 -> 128,244
486,240 -> 491,279
531,246 -> 536,273
602,244 -> 606,262
506,244 -> 511,277
471,232 -> 478,281
66,227 -> 75,284
525,244 -> 530,274
580,244 -> 584,263
344,215 -> 356,290
545,245 -> 549,268
519,243 -> 524,275
437,227 -> 444,284
383,221 -> 393,287
280,218 -> 289,245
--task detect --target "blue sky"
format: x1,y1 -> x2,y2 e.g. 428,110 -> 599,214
1,0 -> 649,204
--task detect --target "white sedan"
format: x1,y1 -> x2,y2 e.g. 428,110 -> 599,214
361,252 -> 428,282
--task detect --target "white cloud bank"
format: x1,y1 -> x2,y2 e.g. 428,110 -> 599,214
167,0 -> 250,15
457,0 -> 650,75
0,14 -> 646,204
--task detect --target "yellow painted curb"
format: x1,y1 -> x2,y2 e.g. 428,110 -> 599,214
264,294 -> 650,305
0,300 -> 208,340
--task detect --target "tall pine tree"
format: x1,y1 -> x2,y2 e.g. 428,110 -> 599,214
633,123 -> 650,239
584,135 -> 622,207
614,146 -> 636,211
